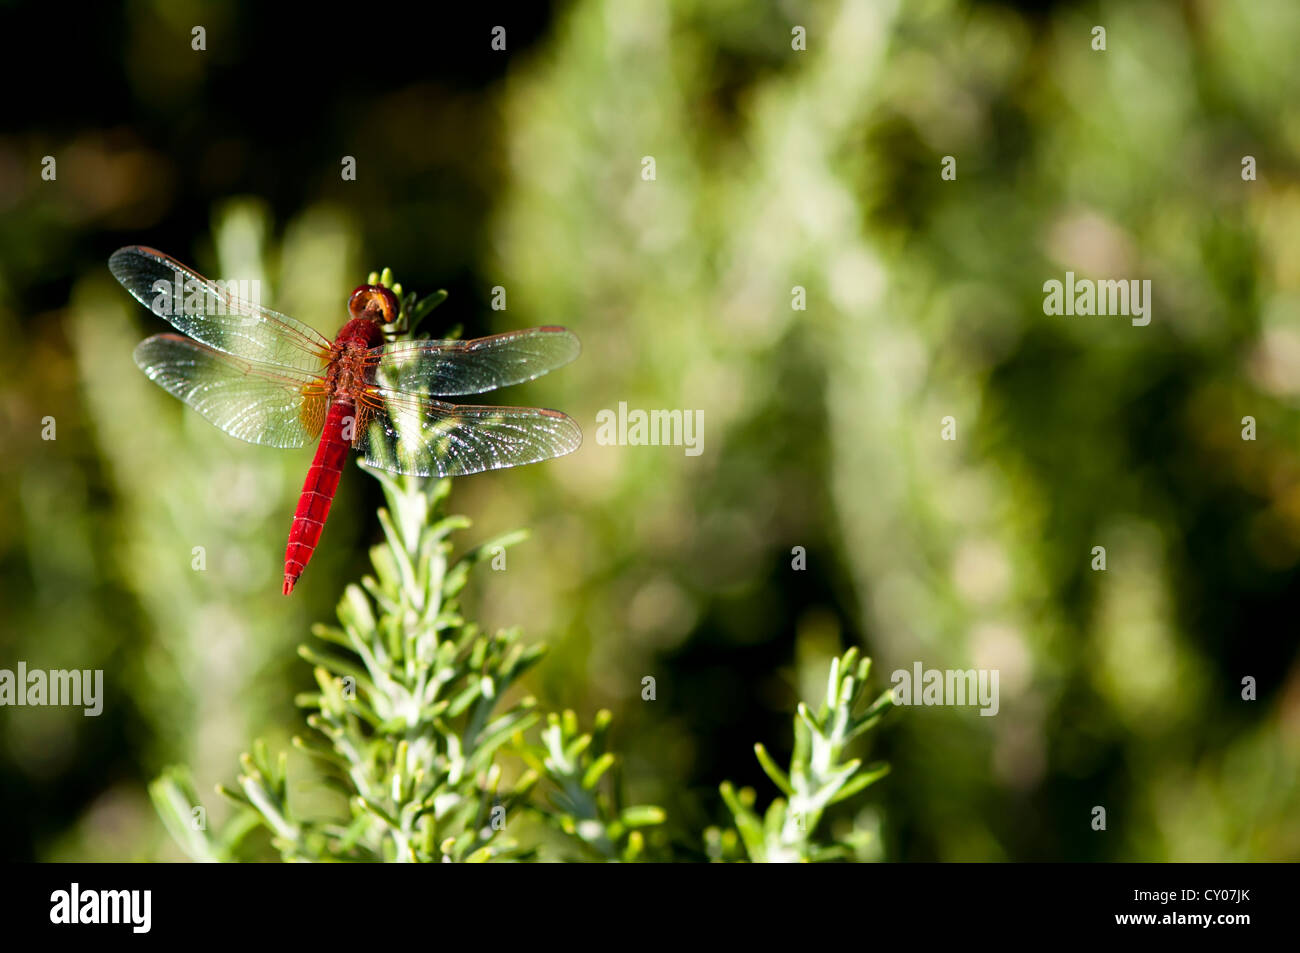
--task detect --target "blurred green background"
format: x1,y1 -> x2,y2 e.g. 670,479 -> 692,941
2,0 -> 1299,861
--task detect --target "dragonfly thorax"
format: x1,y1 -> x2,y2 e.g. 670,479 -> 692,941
325,317 -> 384,400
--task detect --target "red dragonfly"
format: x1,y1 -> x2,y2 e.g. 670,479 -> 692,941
109,246 -> 581,595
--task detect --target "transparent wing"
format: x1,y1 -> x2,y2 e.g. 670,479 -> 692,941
110,245 -> 333,375
365,327 -> 580,396
355,389 -> 582,477
134,334 -> 327,449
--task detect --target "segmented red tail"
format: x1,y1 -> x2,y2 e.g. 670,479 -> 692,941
283,401 -> 355,595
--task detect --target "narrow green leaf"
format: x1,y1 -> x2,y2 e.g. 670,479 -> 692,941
828,763 -> 891,804
620,805 -> 666,828
753,743 -> 793,795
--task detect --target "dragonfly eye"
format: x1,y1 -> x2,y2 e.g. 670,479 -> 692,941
348,284 -> 400,324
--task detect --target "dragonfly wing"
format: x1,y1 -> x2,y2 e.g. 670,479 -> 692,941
110,246 -> 333,375
135,334 -> 327,449
366,327 -> 580,396
356,390 -> 582,477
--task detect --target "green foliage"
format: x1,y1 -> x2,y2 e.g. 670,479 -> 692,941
150,458 -> 892,862
515,708 -> 666,861
153,469 -> 546,861
710,650 -> 894,863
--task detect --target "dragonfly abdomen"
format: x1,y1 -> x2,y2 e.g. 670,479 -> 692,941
283,400 -> 356,595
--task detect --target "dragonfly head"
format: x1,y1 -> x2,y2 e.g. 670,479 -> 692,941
348,284 -> 400,325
